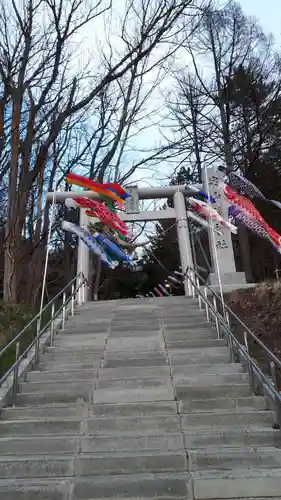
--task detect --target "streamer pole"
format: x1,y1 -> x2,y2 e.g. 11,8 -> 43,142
38,179 -> 57,331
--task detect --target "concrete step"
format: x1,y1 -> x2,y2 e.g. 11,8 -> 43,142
112,317 -> 159,323
103,349 -> 167,360
191,468 -> 281,498
37,361 -> 100,372
164,330 -> 217,341
112,315 -> 159,322
0,451 -> 187,479
15,389 -> 92,406
0,473 -> 190,499
163,315 -> 207,324
26,369 -> 98,383
110,323 -> 160,332
109,329 -> 162,338
166,338 -> 225,350
179,396 -> 267,413
163,322 -> 211,330
170,354 -> 230,366
58,324 -> 109,334
181,410 -> 274,430
168,346 -> 229,359
1,403 -> 89,421
0,435 -> 79,455
1,401 -> 177,420
45,344 -> 105,354
89,401 -> 178,417
174,372 -> 249,387
77,451 -> 187,475
102,355 -> 168,369
113,312 -> 159,319
184,427 -> 281,449
54,333 -> 107,344
0,418 -> 81,437
171,363 -> 243,377
49,342 -> 105,352
3,430 -> 280,456
19,380 -> 95,394
96,378 -> 172,391
72,472 -> 190,498
67,314 -> 110,322
189,447 -> 281,471
0,479 -> 69,500
59,326 -> 108,334
92,387 -> 174,404
105,337 -> 165,352
40,351 -> 103,362
0,433 -> 184,455
82,415 -> 182,435
102,347 -> 228,367
98,366 -> 171,380
0,415 -> 181,437
175,383 -> 252,400
162,306 -> 205,314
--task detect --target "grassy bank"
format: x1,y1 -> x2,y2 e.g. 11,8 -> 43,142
0,302 -> 35,378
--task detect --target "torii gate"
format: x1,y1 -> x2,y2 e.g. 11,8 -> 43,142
46,166 -> 246,300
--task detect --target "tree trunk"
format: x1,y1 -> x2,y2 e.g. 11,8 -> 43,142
3,233 -> 18,303
3,99 -> 21,303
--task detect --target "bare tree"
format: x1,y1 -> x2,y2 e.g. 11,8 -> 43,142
162,0 -> 280,281
0,0 -> 206,303
166,72 -> 214,181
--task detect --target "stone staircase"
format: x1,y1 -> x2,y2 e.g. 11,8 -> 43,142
0,296 -> 281,499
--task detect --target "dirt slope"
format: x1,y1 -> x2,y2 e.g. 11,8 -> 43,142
227,281 -> 281,358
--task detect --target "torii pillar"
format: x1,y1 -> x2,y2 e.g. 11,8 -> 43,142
173,191 -> 193,295
203,166 -> 246,288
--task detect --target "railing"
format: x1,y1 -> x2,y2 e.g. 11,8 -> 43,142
181,266 -> 281,429
0,273 -> 88,405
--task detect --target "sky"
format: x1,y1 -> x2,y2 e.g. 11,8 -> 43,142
71,0 -> 281,193
140,0 -> 281,188
234,0 -> 280,42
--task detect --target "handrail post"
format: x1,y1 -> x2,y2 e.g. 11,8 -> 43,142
190,271 -> 195,298
71,284 -> 75,316
77,276 -> 82,306
35,319 -> 40,365
212,295 -> 220,337
12,341 -> 20,406
35,319 -> 41,365
50,303 -> 55,347
196,277 -> 202,309
204,286 -> 210,322
244,331 -> 256,394
226,310 -> 230,328
62,292 -> 66,330
269,361 -> 281,429
228,333 -> 235,363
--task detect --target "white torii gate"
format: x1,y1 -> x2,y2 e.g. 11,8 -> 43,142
46,166 -> 246,301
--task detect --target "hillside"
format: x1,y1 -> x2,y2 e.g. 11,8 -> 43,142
227,281 -> 281,361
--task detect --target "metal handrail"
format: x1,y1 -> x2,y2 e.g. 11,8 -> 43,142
183,265 -> 281,428
0,272 -> 87,405
181,267 -> 281,368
